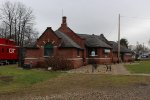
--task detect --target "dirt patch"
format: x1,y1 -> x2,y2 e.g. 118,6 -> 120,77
134,82 -> 149,87
0,76 -> 13,82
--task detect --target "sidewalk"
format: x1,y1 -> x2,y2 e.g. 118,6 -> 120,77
68,64 -> 150,76
68,64 -> 130,75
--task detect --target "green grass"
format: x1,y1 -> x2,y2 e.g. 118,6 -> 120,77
26,74 -> 150,94
0,65 -> 64,93
0,70 -> 150,97
1,64 -> 150,96
125,61 -> 150,74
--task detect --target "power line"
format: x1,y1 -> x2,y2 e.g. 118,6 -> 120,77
121,15 -> 150,20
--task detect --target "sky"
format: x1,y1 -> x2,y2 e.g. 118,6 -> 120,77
1,0 -> 150,47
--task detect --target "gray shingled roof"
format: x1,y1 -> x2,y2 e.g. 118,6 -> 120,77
78,34 -> 112,48
55,30 -> 82,49
109,41 -> 132,53
98,34 -> 111,46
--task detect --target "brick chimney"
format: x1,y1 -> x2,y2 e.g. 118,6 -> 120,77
61,16 -> 67,27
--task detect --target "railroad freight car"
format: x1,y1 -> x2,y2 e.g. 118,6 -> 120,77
0,38 -> 19,65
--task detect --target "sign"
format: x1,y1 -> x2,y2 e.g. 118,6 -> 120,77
9,48 -> 15,53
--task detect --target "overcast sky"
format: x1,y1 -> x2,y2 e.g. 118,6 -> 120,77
1,0 -> 150,47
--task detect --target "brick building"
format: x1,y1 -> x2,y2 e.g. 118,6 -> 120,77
25,16 -> 133,68
109,41 -> 133,63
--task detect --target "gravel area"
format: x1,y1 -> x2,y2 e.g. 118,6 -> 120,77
68,64 -> 130,75
1,85 -> 150,100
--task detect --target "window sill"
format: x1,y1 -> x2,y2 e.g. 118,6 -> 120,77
43,56 -> 54,58
89,55 -> 98,57
43,56 -> 50,58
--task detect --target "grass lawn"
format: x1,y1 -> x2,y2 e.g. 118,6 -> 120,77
124,61 -> 150,74
0,65 -> 64,93
0,68 -> 150,99
1,74 -> 150,97
1,64 -> 150,99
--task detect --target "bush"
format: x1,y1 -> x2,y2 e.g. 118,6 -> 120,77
34,61 -> 48,69
45,56 -> 73,71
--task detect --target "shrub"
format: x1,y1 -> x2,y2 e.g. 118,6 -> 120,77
45,56 -> 73,71
34,61 -> 48,69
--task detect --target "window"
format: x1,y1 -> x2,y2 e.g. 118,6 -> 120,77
88,48 -> 97,56
104,49 -> 110,53
44,42 -> 53,56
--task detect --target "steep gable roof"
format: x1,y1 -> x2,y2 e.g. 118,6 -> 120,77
37,27 -> 60,41
98,34 -> 111,45
55,30 -> 82,49
78,34 -> 112,48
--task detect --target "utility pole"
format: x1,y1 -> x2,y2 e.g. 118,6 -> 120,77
118,14 -> 121,63
62,8 -> 63,17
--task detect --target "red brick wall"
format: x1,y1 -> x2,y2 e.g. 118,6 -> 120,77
87,48 -> 112,64
57,48 -> 84,68
112,52 -> 118,63
112,52 -> 133,63
25,48 -> 44,65
25,46 -> 84,68
70,59 -> 83,68
123,54 -> 133,62
25,27 -> 61,66
36,27 -> 61,47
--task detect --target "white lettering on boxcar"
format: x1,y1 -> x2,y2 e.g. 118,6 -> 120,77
9,48 -> 15,53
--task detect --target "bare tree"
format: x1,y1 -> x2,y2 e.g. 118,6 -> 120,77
134,42 -> 149,59
0,1 -> 38,67
0,1 -> 36,46
0,1 -> 16,38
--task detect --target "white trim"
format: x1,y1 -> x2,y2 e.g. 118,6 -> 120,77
43,41 -> 46,44
36,45 -> 40,48
67,58 -> 83,60
52,41 -> 55,44
0,44 -> 19,47
86,58 -> 111,60
89,55 -> 98,57
25,58 -> 38,60
43,56 -> 50,58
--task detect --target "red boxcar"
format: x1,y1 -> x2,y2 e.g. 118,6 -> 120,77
0,38 -> 19,64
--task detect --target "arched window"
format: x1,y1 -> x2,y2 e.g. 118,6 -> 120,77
44,42 -> 53,56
